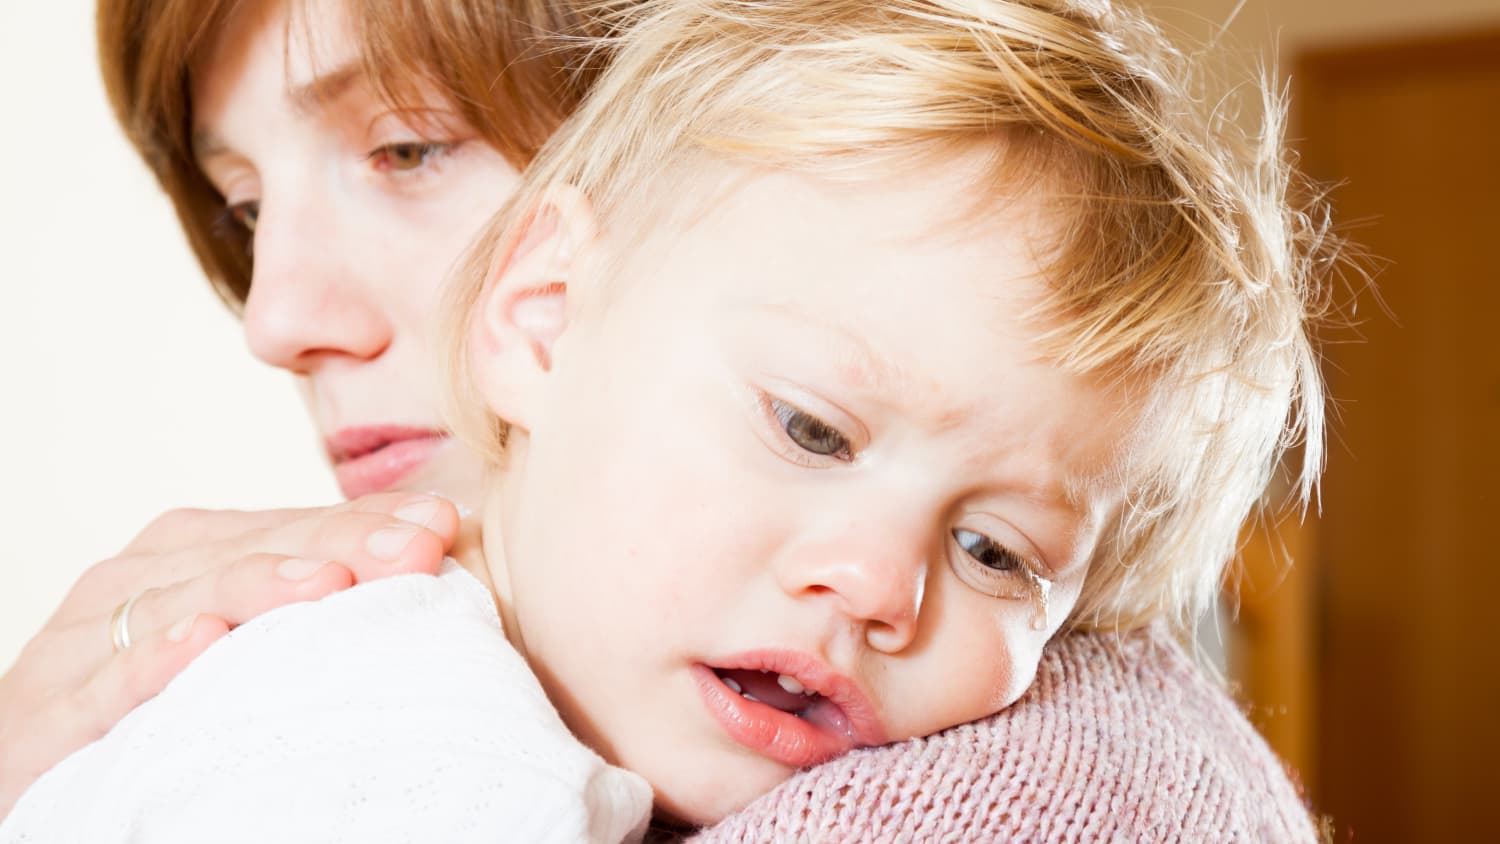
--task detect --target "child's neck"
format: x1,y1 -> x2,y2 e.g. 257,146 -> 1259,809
448,490 -> 526,654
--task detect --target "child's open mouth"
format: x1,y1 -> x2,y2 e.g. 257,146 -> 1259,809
692,654 -> 887,768
714,667 -> 851,733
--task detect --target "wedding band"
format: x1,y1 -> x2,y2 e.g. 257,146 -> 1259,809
109,592 -> 144,653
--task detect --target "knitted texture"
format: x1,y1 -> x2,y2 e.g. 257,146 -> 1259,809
689,625 -> 1316,843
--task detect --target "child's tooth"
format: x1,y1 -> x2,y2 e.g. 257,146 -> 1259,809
777,674 -> 806,695
743,693 -> 761,703
723,677 -> 743,694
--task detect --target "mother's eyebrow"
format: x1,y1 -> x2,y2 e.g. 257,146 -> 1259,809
192,130 -> 229,163
192,62 -> 364,164
285,63 -> 362,115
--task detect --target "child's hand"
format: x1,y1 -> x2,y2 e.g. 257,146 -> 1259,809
0,492 -> 459,819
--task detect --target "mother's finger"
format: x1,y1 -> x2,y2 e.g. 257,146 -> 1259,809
127,501 -> 458,593
27,496 -> 460,695
122,492 -> 454,556
40,555 -> 349,681
0,615 -> 229,821
116,554 -> 356,656
78,614 -> 231,736
236,505 -> 456,585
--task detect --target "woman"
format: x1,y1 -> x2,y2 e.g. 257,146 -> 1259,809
0,0 -> 1318,837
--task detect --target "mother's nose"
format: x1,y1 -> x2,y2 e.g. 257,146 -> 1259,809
773,525 -> 929,654
240,201 -> 393,373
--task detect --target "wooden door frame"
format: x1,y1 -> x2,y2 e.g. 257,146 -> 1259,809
1233,23 -> 1500,803
1296,28 -> 1500,178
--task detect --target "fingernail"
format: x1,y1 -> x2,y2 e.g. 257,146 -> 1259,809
168,615 -> 197,642
367,526 -> 420,561
422,491 -> 472,519
277,558 -> 327,581
392,497 -> 441,527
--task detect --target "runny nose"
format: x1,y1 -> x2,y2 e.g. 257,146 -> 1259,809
240,207 -> 393,373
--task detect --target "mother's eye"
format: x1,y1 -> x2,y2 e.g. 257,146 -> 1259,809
953,528 -> 1024,572
769,398 -> 853,461
366,141 -> 452,173
211,200 -> 259,258
214,200 -> 259,235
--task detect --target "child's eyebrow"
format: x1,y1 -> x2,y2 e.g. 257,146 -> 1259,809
747,300 -> 1123,519
749,301 -> 936,402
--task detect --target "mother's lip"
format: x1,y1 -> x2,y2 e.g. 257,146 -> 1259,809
327,427 -> 449,498
325,425 -> 449,463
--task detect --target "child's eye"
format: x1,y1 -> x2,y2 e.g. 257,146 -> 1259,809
952,528 -> 1024,572
949,526 -> 1050,607
768,397 -> 853,461
366,141 -> 453,173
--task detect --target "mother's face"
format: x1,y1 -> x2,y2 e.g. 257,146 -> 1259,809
191,0 -> 518,507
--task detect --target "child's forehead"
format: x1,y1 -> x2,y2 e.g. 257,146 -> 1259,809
614,159 -> 1060,305
599,160 -> 1133,501
604,144 -> 1059,265
609,162 -> 1069,388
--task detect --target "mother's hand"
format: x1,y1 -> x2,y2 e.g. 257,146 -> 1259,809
0,492 -> 459,819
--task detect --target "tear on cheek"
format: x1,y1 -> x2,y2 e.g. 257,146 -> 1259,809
1026,571 -> 1052,631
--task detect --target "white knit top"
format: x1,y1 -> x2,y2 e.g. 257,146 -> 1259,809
1,562 -> 651,844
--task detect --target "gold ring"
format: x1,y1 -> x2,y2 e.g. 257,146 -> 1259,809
109,592 -> 143,653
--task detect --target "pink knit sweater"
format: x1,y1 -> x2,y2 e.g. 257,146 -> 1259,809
686,624 -> 1318,842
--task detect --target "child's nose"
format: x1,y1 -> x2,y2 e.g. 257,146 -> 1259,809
773,529 -> 928,654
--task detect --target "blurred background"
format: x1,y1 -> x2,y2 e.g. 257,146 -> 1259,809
1147,3 -> 1500,842
2,1 -> 1497,841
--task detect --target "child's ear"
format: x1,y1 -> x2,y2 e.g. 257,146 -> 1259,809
468,185 -> 598,432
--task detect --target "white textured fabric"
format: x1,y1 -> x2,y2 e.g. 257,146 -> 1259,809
1,562 -> 651,844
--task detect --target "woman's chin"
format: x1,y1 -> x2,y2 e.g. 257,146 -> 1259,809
342,437 -> 488,514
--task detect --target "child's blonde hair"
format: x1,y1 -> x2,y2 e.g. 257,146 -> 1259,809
447,0 -> 1340,633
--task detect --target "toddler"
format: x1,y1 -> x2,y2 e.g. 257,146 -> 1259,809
440,0 -> 1327,822
2,0 -> 1329,840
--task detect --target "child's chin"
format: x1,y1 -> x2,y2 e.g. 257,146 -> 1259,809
646,808 -> 699,836
650,795 -> 742,831
649,768 -> 783,829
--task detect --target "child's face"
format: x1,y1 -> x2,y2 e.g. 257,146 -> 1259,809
477,160 -> 1130,824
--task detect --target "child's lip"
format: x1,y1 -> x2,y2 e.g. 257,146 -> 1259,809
693,649 -> 888,768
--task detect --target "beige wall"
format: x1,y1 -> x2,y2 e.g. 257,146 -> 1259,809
0,4 -> 335,670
